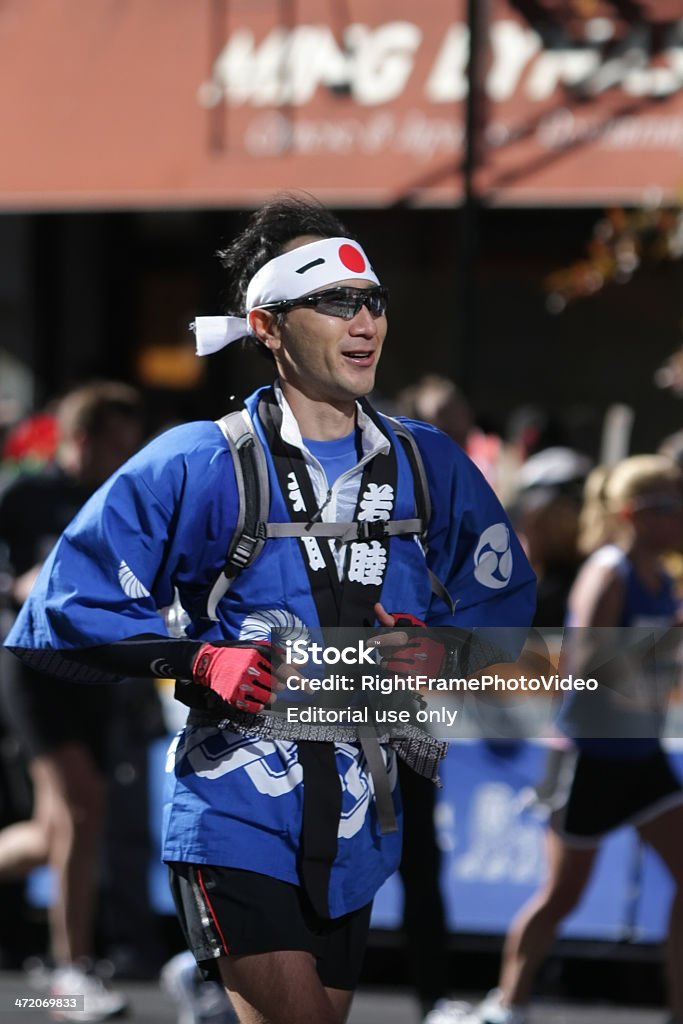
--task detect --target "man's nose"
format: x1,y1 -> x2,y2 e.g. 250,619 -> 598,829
349,304 -> 379,335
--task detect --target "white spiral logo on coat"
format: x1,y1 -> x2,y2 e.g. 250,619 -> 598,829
473,524 -> 513,590
118,560 -> 151,599
239,608 -> 310,646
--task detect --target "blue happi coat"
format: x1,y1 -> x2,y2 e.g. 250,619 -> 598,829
6,385 -> 535,917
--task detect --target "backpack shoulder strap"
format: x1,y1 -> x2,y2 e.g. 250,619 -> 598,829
206,410 -> 270,621
381,415 -> 455,615
382,416 -> 431,543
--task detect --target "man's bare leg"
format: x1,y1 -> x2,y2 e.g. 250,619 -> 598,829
218,949 -> 354,1024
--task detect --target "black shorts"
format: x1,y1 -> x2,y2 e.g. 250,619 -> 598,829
168,863 -> 372,991
550,745 -> 683,844
0,654 -> 116,772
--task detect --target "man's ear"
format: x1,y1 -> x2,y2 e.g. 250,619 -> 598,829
248,308 -> 281,352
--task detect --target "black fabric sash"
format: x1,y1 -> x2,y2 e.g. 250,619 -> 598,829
257,387 -> 400,916
295,740 -> 344,917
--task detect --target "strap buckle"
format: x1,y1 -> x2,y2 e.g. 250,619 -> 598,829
356,521 -> 389,541
227,522 -> 267,571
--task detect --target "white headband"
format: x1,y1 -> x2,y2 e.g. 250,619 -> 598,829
191,236 -> 380,356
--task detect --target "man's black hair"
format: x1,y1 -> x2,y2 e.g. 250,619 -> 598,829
217,193 -> 352,314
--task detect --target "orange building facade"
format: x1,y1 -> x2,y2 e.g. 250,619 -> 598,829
1,0 -> 683,210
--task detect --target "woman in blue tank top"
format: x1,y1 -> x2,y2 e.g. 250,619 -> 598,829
458,455 -> 683,1024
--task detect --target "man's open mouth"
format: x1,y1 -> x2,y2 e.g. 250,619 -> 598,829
342,350 -> 374,363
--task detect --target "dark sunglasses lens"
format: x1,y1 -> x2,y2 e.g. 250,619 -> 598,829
635,497 -> 683,513
364,289 -> 387,316
313,288 -> 386,319
314,293 -> 360,318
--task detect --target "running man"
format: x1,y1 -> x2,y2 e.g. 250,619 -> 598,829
6,195 -> 535,1024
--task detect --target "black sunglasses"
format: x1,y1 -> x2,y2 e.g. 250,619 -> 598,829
262,286 -> 388,321
631,494 -> 683,514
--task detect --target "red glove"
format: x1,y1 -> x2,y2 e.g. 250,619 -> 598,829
388,613 -> 426,629
380,613 -> 448,677
192,643 -> 275,712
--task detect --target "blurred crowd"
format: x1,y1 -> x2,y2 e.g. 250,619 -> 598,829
0,384 -> 169,1003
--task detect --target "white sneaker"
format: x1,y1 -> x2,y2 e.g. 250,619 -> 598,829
23,955 -> 53,993
469,989 -> 528,1024
423,998 -> 475,1023
160,951 -> 238,1024
49,963 -> 128,1023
